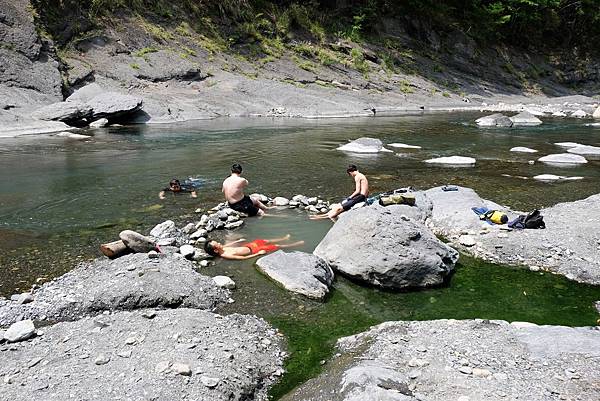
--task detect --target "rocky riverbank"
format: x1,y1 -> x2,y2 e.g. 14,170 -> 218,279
282,319 -> 600,401
2,1 -> 600,137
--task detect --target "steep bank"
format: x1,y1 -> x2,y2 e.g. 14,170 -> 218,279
1,1 -> 599,136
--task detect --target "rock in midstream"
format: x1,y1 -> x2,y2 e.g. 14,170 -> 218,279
314,204 -> 458,289
0,309 -> 284,401
0,253 -> 228,327
422,186 -> 600,285
282,319 -> 600,401
256,251 -> 334,300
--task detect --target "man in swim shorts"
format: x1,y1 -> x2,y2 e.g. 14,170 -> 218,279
310,164 -> 369,220
204,234 -> 304,260
222,163 -> 268,216
159,178 -> 198,199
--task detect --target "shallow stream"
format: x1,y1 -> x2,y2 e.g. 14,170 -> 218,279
1,113 -> 600,398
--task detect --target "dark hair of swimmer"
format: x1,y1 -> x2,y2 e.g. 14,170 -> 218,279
346,164 -> 358,174
231,163 -> 243,174
204,240 -> 219,256
169,178 -> 181,187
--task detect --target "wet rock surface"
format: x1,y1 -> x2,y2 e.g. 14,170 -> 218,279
314,204 -> 458,289
0,253 -> 228,327
256,251 -> 334,300
282,319 -> 600,401
0,308 -> 284,401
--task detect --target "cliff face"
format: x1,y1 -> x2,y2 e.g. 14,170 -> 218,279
0,0 -> 62,107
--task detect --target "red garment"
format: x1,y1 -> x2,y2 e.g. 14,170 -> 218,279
242,239 -> 279,255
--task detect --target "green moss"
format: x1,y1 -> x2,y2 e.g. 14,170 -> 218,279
350,48 -> 369,76
399,79 -> 414,94
442,91 -> 451,97
129,63 -> 140,70
140,19 -> 173,43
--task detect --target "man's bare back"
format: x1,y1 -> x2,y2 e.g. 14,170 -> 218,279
222,174 -> 247,204
354,172 -> 369,197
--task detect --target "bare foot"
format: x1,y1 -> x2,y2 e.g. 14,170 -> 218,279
283,234 -> 291,240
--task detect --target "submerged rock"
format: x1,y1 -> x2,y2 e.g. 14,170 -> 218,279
533,174 -> 584,182
424,156 -> 476,166
314,205 -> 458,289
55,131 -> 91,140
538,153 -> 588,165
0,253 -> 227,326
282,319 -> 600,401
554,142 -> 582,149
256,251 -> 334,300
571,109 -> 588,118
510,111 -> 542,126
1,309 -> 284,401
337,137 -> 384,153
388,143 -> 422,149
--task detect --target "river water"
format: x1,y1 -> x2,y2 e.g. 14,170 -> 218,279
1,113 -> 600,397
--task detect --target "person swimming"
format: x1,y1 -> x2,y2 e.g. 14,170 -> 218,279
204,234 -> 304,260
159,178 -> 200,199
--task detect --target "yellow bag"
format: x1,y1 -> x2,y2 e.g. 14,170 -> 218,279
485,210 -> 508,224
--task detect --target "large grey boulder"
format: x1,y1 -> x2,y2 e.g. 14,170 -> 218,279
337,137 -> 384,153
567,145 -> 600,156
0,253 -> 227,327
510,111 -> 542,126
86,92 -> 143,119
475,113 -> 513,127
31,102 -> 93,123
282,319 -> 600,401
256,251 -> 334,300
0,309 -> 284,401
313,205 -> 458,289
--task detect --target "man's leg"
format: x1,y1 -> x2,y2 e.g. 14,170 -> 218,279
250,196 -> 269,212
266,234 -> 292,243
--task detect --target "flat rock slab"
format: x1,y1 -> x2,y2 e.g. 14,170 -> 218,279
256,251 -> 334,300
424,156 -> 476,166
0,253 -> 227,327
533,174 -> 583,182
423,186 -> 504,236
538,153 -> 588,165
425,186 -> 600,285
337,137 -> 383,153
314,205 -> 458,289
388,143 -> 422,149
554,142 -> 582,148
0,309 -> 284,401
282,319 -> 600,401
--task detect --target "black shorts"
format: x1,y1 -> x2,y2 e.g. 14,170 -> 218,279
341,194 -> 366,211
229,195 -> 259,216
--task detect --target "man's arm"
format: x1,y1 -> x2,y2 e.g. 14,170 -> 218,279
224,238 -> 246,246
159,191 -> 166,199
347,176 -> 361,199
190,190 -> 197,198
221,251 -> 265,260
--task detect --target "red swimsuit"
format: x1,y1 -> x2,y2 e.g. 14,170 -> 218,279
242,239 -> 279,254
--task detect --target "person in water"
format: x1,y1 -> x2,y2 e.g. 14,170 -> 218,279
204,234 -> 304,260
222,163 -> 269,216
159,178 -> 198,199
310,164 -> 369,220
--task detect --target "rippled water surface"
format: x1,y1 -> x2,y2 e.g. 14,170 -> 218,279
1,113 -> 600,397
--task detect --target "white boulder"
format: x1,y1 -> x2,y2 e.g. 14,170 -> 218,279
510,147 -> 538,153
554,142 -> 582,149
571,109 -> 587,118
4,320 -> 36,343
424,156 -> 476,166
272,197 -> 290,206
538,153 -> 588,165
567,145 -> 600,156
388,143 -> 422,149
337,137 -> 383,153
476,113 -> 513,127
551,111 -> 567,117
593,106 -> 600,119
56,132 -> 91,140
89,118 -> 109,128
533,174 -> 584,182
212,276 -> 236,289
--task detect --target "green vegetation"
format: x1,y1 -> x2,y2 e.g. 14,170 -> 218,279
129,63 -> 140,70
133,47 -> 158,58
399,79 -> 414,94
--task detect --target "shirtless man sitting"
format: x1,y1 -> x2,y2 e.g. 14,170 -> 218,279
222,163 -> 268,216
310,164 -> 369,220
204,234 -> 304,260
